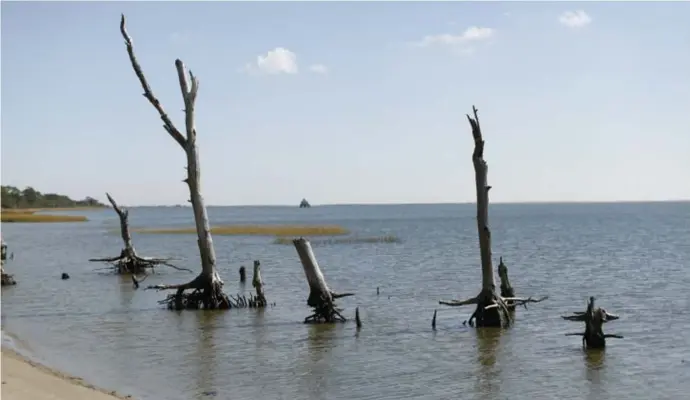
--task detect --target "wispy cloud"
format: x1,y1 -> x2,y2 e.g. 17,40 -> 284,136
309,64 -> 328,74
410,26 -> 495,48
558,10 -> 592,28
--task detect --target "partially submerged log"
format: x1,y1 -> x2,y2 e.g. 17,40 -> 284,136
293,237 -> 354,323
119,14 -> 230,309
563,296 -> 623,348
89,193 -> 188,274
438,107 -> 547,328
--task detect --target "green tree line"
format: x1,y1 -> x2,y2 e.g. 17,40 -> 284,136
1,185 -> 106,209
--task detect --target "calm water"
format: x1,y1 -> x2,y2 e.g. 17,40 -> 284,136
2,203 -> 690,400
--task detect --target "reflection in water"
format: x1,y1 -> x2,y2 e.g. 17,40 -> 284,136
584,349 -> 607,400
298,324 -> 337,399
193,311 -> 222,398
474,328 -> 504,400
117,275 -> 136,310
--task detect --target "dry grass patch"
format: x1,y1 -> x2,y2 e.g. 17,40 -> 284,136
1,211 -> 88,223
134,224 -> 350,237
272,235 -> 401,245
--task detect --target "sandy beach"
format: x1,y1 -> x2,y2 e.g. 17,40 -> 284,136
1,347 -> 130,400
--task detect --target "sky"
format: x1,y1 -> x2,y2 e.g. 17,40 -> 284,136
1,1 -> 689,206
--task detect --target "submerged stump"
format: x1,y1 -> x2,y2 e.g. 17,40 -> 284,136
293,237 -> 354,323
563,296 -> 623,348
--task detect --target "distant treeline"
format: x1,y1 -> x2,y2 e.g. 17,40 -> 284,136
1,185 -> 106,209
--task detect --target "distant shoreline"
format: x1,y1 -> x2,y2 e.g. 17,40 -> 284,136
93,200 -> 689,208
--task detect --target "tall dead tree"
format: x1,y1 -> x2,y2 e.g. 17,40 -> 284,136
563,297 -> 623,348
438,106 -> 546,327
293,238 -> 354,323
89,193 -> 187,274
119,14 -> 229,309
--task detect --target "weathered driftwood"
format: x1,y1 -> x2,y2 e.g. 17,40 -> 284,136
293,237 -> 354,323
239,266 -> 246,283
89,193 -> 189,274
119,14 -> 229,310
438,107 -> 547,328
563,296 -> 623,348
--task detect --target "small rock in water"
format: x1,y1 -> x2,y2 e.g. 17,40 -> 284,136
61,273 -> 70,280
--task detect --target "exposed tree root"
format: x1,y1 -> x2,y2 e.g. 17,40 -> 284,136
147,273 -> 231,310
146,260 -> 273,310
440,289 -> 548,327
562,296 -> 623,348
89,193 -> 190,275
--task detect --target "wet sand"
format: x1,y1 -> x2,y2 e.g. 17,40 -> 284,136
1,347 -> 130,400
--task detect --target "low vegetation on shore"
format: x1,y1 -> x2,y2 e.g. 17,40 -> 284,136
1,185 -> 106,210
133,224 -> 350,236
1,185 -> 104,223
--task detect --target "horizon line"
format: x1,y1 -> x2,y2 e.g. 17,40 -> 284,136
122,199 -> 690,208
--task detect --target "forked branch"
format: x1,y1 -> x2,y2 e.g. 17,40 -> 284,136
119,14 -> 186,149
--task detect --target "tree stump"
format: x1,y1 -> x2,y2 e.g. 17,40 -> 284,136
563,296 -> 623,348
293,237 -> 354,323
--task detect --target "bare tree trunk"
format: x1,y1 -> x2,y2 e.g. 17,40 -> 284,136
251,260 -> 267,307
563,297 -> 623,348
89,193 -> 189,274
293,238 -> 354,323
118,14 -> 228,309
438,107 -> 547,328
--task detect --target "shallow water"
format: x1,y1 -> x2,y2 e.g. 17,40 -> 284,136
2,202 -> 689,400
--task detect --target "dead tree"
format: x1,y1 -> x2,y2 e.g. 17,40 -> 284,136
563,297 -> 623,348
119,14 -> 229,310
89,193 -> 187,274
293,238 -> 354,323
438,106 -> 546,327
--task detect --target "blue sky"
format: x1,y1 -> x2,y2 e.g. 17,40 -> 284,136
2,1 -> 689,206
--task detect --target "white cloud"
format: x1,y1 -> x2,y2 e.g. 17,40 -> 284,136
558,10 -> 592,28
309,64 -> 328,74
243,47 -> 299,75
411,26 -> 494,48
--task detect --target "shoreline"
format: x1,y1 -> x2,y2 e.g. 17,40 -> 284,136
1,346 -> 132,400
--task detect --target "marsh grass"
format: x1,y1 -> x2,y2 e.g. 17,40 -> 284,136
272,235 -> 402,245
133,224 -> 350,237
1,211 -> 88,223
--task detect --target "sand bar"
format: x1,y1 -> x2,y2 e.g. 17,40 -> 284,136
1,347 -> 130,400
